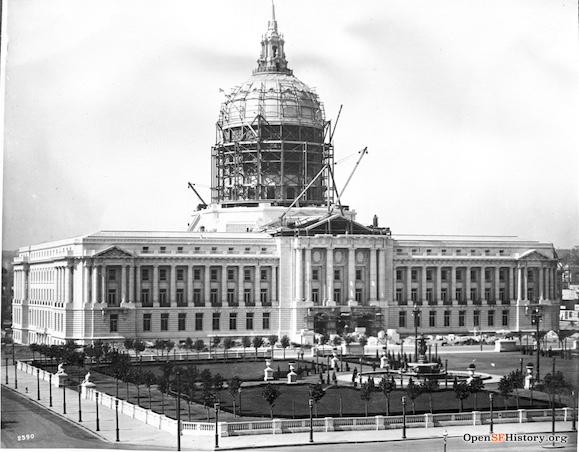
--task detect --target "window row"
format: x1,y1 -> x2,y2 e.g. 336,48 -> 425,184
311,268 -> 365,281
131,287 -> 271,307
139,246 -> 269,254
395,287 -> 512,304
396,268 -> 511,282
108,267 -> 271,282
398,309 -> 509,328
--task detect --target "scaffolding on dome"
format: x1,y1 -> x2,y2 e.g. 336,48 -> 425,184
211,79 -> 335,208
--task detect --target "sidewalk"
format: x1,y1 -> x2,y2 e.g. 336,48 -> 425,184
2,362 -> 576,451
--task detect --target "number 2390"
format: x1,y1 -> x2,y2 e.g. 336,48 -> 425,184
18,434 -> 34,441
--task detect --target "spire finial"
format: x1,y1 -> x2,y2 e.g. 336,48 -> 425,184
272,0 -> 276,22
268,0 -> 278,32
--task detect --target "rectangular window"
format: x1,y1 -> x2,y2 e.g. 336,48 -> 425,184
444,311 -> 450,327
527,289 -> 534,301
356,269 -> 362,281
456,269 -> 462,281
396,288 -> 403,303
312,288 -> 319,304
244,288 -> 252,305
177,246 -> 183,253
194,246 -> 200,253
334,269 -> 341,281
142,268 -> 150,281
499,288 -> 506,303
429,311 -> 436,327
527,269 -> 534,281
473,310 -> 480,327
484,289 -> 491,302
333,288 -> 341,304
312,269 -> 319,280
210,268 -> 218,281
161,313 -> 169,331
244,247 -> 251,254
426,269 -> 432,281
142,246 -> 149,254
108,269 -> 116,281
229,313 -> 237,330
110,314 -> 118,332
458,311 -> 465,327
195,313 -> 203,331
177,268 -> 184,281
160,246 -> 166,254
212,313 -> 220,331
411,269 -> 417,282
426,288 -> 433,303
502,310 -> 509,326
470,288 -> 477,301
227,269 -> 235,281
141,289 -> 151,306
159,268 -> 167,281
107,289 -> 117,305
210,288 -> 219,306
399,311 -> 406,328
193,289 -> 202,306
143,314 -> 151,332
470,270 -> 476,282
244,269 -> 251,281
488,310 -> 495,327
159,288 -> 169,307
499,269 -> 505,282
176,288 -> 185,306
211,247 -> 218,254
263,312 -> 270,330
485,269 -> 491,282
194,268 -> 201,280
227,288 -> 235,305
396,270 -> 402,281
178,313 -> 186,331
246,313 -> 254,330
355,288 -> 363,303
260,288 -> 269,305
411,288 -> 418,302
261,269 -> 268,280
441,288 -> 448,302
441,270 -> 447,281
228,247 -> 234,254
456,289 -> 462,302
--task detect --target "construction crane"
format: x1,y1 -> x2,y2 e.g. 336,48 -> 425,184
187,183 -> 208,210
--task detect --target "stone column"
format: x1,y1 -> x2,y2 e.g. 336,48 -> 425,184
450,265 -> 456,303
480,266 -> 486,303
121,264 -> 127,303
271,265 -> 278,303
64,264 -> 71,304
128,264 -> 135,303
539,266 -> 544,300
517,267 -> 522,301
204,266 -> 211,307
466,266 -> 472,301
384,245 -> 394,303
187,265 -> 193,304
495,267 -> 500,302
327,248 -> 334,305
369,248 -> 377,302
378,249 -> 386,301
238,266 -> 245,305
421,266 -> 427,302
436,265 -> 442,302
91,265 -> 99,303
221,266 -> 228,306
170,264 -> 177,305
348,247 -> 356,302
305,248 -> 312,302
508,267 -> 515,302
152,265 -> 159,304
84,263 -> 91,304
135,264 -> 141,303
524,267 -> 528,300
295,241 -> 303,302
406,266 -> 412,304
255,264 -> 261,306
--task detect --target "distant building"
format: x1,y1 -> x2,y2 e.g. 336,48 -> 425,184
11,7 -> 561,346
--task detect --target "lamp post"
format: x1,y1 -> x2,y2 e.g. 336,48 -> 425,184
443,429 -> 448,452
572,390 -> 576,431
214,402 -> 220,449
526,304 -> 543,382
95,392 -> 100,431
413,304 -> 420,361
14,361 -> 18,389
309,398 -> 314,443
49,373 -> 53,407
445,359 -> 448,389
402,396 -> 407,439
489,393 -> 494,434
5,357 -> 8,385
12,340 -> 15,365
177,371 -> 181,451
37,368 -> 40,401
115,399 -> 120,442
551,358 -> 556,436
238,387 -> 242,417
63,378 -> 67,414
78,369 -> 82,423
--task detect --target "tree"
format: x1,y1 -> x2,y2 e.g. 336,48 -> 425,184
142,371 -> 157,410
498,375 -> 513,409
183,337 -> 193,361
420,378 -> 439,413
469,376 -> 485,411
241,336 -> 251,360
133,339 -> 146,358
213,373 -> 224,400
268,335 -> 279,359
164,340 -> 175,357
154,339 -> 165,357
280,335 -> 291,359
227,376 -> 242,417
405,377 -> 421,414
379,376 -> 396,416
261,384 -> 281,419
222,338 -> 234,361
318,334 -> 329,346
252,336 -> 264,361
360,382 -> 374,416
507,370 -> 524,409
309,383 -> 325,418
123,338 -> 135,355
358,336 -> 368,355
129,369 -> 144,407
453,380 -> 471,412
332,336 -> 343,348
181,366 -> 199,421
110,351 -> 131,398
538,371 -> 570,409
211,337 -> 221,359
194,339 -> 205,359
157,374 -> 169,415
202,389 -> 216,421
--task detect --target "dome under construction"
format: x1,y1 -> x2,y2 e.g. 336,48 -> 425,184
211,4 -> 334,208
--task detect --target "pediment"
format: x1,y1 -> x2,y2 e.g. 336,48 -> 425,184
518,249 -> 550,261
93,246 -> 134,259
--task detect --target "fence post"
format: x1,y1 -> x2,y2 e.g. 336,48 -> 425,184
424,413 -> 434,428
324,417 -> 335,432
272,419 -> 282,434
472,411 -> 481,426
375,415 -> 384,430
563,408 -> 570,422
519,409 -> 527,423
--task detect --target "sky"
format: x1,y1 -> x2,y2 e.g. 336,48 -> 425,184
2,0 -> 578,251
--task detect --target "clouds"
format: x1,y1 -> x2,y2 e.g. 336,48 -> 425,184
3,0 -> 578,250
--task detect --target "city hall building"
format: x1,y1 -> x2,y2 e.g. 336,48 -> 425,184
11,9 -> 560,346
